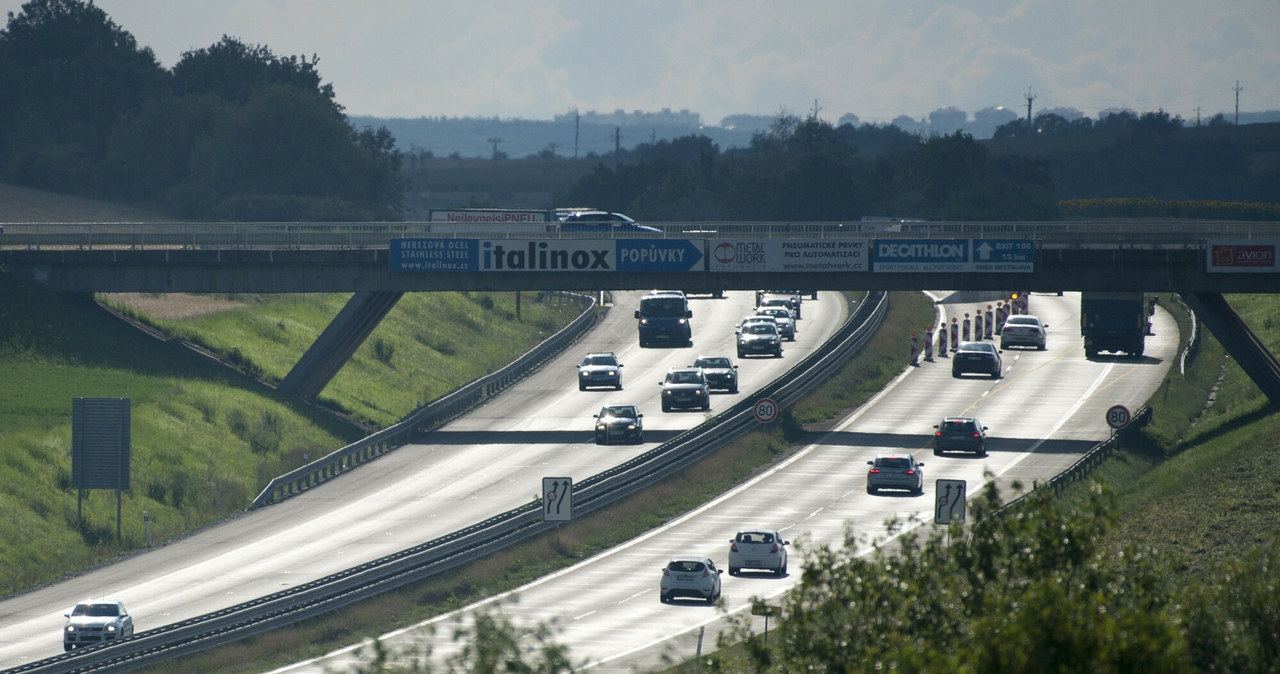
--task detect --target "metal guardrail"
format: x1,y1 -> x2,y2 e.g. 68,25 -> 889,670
250,291 -> 598,508
3,292 -> 887,674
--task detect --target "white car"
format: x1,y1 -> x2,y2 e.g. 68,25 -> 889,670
63,600 -> 134,651
1000,315 -> 1048,350
660,556 -> 723,604
728,529 -> 789,576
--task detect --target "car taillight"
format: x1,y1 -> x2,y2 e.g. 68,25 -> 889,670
770,543 -> 779,553
972,433 -> 981,438
934,431 -> 943,437
903,469 -> 917,475
868,468 -> 882,474
662,568 -> 670,576
730,542 -> 739,552
702,568 -> 710,577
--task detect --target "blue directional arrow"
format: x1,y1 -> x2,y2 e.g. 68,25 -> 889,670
616,239 -> 704,272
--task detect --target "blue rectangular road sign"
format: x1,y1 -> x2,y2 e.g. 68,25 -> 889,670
616,239 -> 703,272
972,239 -> 1034,272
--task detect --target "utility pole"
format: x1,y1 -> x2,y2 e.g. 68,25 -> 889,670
811,98 -> 821,120
613,126 -> 622,155
574,111 -> 580,159
1234,80 -> 1243,125
487,137 -> 502,160
1024,87 -> 1036,128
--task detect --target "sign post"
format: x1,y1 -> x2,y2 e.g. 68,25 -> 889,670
934,479 -> 967,525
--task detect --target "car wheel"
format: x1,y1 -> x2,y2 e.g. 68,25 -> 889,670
867,484 -> 877,495
660,593 -> 670,604
952,370 -> 960,378
729,567 -> 739,576
1000,341 -> 1008,349
635,433 -> 644,444
774,348 -> 782,358
915,484 -> 925,496
703,403 -> 711,412
578,383 -> 586,391
661,402 -> 671,413
729,385 -> 739,394
933,448 -> 942,456
737,349 -> 745,358
777,561 -> 787,577
1038,343 -> 1046,351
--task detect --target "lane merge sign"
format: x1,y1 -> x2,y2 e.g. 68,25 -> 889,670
753,397 -> 779,424
542,476 -> 572,522
935,478 -> 967,524
1106,404 -> 1132,430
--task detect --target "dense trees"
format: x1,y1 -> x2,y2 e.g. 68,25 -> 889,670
0,0 -> 402,220
561,116 -> 1059,221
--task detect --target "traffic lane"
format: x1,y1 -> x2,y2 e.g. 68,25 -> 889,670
0,291 -> 850,666
284,292 -> 1177,673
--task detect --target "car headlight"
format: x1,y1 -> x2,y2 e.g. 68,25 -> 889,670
596,423 -> 606,431
695,390 -> 704,396
626,424 -> 636,430
66,626 -> 76,633
607,370 -> 617,376
664,389 -> 672,396
639,318 -> 649,325
678,318 -> 687,325
580,370 -> 589,377
106,624 -> 117,633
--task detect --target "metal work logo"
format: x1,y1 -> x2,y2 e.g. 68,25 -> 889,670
480,240 -> 613,271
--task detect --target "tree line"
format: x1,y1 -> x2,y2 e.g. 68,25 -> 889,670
0,0 -> 402,221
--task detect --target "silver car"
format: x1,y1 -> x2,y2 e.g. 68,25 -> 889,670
727,529 -> 789,576
866,453 -> 925,495
577,352 -> 623,390
755,307 -> 796,340
660,556 -> 723,604
1000,315 -> 1048,350
63,600 -> 134,651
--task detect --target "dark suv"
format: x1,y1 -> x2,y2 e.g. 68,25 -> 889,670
933,417 -> 988,456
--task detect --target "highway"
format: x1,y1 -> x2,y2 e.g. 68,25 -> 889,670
269,291 -> 1179,673
0,289 -> 849,669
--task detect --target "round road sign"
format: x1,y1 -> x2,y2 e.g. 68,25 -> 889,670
753,397 -> 779,424
1106,404 -> 1131,430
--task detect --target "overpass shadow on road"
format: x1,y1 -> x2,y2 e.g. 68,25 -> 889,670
410,429 -> 689,446
815,431 -> 1101,456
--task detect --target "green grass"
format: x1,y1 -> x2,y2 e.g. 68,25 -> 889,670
102,291 -> 584,429
0,277 -> 581,597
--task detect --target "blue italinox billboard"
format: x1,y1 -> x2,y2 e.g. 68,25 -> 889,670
390,238 -> 704,273
872,239 -> 1032,272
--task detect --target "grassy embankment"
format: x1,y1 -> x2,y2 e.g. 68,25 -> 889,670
0,275 -> 583,597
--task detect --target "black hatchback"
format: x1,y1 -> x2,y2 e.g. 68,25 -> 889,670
933,417 -> 988,456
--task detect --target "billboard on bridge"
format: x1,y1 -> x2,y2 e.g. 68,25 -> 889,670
871,238 -> 1033,272
708,239 -> 868,272
1207,240 -> 1279,273
389,238 -> 704,273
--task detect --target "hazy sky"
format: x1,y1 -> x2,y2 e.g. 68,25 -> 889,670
5,0 -> 1279,125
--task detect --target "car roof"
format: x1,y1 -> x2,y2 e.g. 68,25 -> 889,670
874,452 -> 914,460
695,355 -> 733,362
668,555 -> 711,563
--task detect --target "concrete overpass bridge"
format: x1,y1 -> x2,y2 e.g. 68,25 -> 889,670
3,220 -> 1279,402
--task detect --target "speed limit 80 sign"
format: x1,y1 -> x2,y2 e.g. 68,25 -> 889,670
753,397 -> 779,424
1106,404 -> 1131,430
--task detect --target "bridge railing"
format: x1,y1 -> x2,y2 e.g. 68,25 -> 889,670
4,220 -> 1280,250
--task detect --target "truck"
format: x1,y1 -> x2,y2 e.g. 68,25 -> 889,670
635,292 -> 693,348
1080,291 -> 1152,358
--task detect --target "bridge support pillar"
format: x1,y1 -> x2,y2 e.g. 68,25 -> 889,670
278,290 -> 404,400
1184,292 -> 1280,405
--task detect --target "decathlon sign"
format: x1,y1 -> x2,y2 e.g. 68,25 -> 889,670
873,238 -> 1033,272
709,239 -> 868,272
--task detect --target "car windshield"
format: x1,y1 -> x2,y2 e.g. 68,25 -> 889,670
745,324 -> 776,335
668,371 -> 704,384
583,355 -> 616,366
668,560 -> 706,573
736,532 -> 775,543
959,343 -> 994,353
874,457 -> 912,469
640,297 -> 687,317
761,309 -> 788,318
602,406 -> 636,418
1007,317 -> 1039,326
696,357 -> 730,368
72,604 -> 120,617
